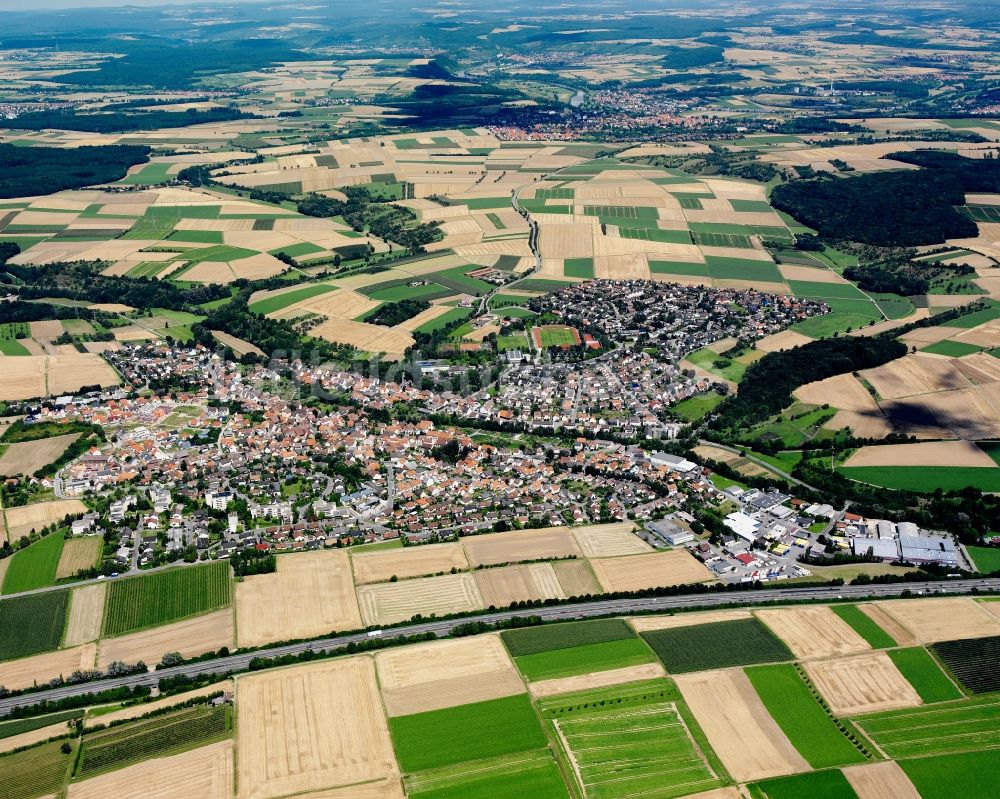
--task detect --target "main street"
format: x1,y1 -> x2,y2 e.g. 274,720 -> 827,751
2,577 -> 997,715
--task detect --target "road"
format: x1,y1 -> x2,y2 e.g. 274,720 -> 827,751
2,577 -> 996,715
698,439 -> 818,491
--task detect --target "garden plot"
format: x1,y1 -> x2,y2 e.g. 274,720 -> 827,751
351,541 -> 469,584
356,572 -> 485,626
590,550 -> 714,593
875,598 -> 1000,643
235,550 -> 361,648
804,651 -> 923,716
675,669 -> 809,783
236,658 -> 398,799
375,634 -> 525,716
756,607 -> 871,660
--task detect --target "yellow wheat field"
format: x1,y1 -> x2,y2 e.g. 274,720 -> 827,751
804,651 -> 923,716
63,583 -> 106,647
875,597 -> 1000,643
570,522 -> 650,558
236,550 -> 362,648
99,609 -> 234,669
0,643 -> 97,691
4,499 -> 87,539
56,537 -> 101,580
351,541 -> 469,584
461,526 -> 581,567
473,563 -> 566,607
590,550 -> 714,593
236,658 -> 398,799
356,572 -> 485,626
756,607 -> 870,660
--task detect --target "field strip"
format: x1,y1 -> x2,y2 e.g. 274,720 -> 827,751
552,718 -> 586,794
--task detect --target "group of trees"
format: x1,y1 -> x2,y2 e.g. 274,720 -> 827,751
9,107 -> 253,134
0,143 -> 150,198
363,298 -> 431,327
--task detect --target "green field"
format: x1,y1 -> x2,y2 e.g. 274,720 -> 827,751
855,694 -> 1000,758
749,769 -> 859,799
899,749 -> 1000,799
1,531 -> 65,595
407,752 -> 569,799
838,465 -> 1000,493
969,546 -> 1000,574
502,619 -> 636,657
670,391 -> 725,422
534,325 -> 579,348
941,301 -> 1000,329
641,619 -> 793,673
364,282 -> 452,302
745,664 -> 869,768
886,648 -> 963,703
693,231 -> 753,248
829,605 -> 896,648
649,260 -> 710,277
429,266 -> 495,296
513,638 -> 656,682
542,681 -> 724,799
620,227 -> 694,244
0,740 -> 75,799
921,340 -> 983,357
0,588 -> 69,661
0,322 -> 31,355
563,257 -> 595,278
389,694 -> 547,772
168,230 -> 224,244
461,197 -> 511,210
118,162 -> 173,185
102,561 -> 232,637
414,306 -> 474,334
931,635 -> 1000,694
0,708 -> 83,740
248,283 -> 336,315
731,199 -> 774,213
77,704 -> 230,779
704,256 -> 783,283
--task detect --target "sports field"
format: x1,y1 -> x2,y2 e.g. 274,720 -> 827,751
531,325 -> 581,349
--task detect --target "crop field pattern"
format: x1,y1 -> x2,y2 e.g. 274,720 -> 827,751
0,589 -> 69,661
543,682 -> 724,799
103,562 -> 231,637
641,618 -> 793,673
1,740 -> 74,799
77,704 -> 229,779
855,695 -> 1000,758
931,635 -> 1000,693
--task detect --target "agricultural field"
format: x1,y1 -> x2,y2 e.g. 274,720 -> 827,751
886,647 -> 964,704
803,652 -> 922,717
0,588 -> 69,660
63,582 -> 107,647
0,530 -> 65,594
931,635 -> 1000,694
405,752 -> 568,799
97,608 -> 234,670
539,680 -> 726,799
103,561 -> 231,637
76,703 -> 230,779
3,498 -> 86,540
0,354 -> 120,402
829,605 -> 897,649
641,618 -> 793,673
854,694 -> 1000,759
898,749 -> 1000,799
0,432 -> 80,477
389,693 -> 546,773
54,535 -> 101,580
0,740 -> 75,799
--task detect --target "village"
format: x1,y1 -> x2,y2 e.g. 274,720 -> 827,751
6,331 -> 969,587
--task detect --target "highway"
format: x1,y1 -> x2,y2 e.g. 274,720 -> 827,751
2,577 -> 997,715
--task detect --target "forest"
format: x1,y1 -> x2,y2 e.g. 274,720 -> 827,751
0,143 -> 150,198
363,299 -> 431,327
770,169 -> 976,246
9,107 -> 253,134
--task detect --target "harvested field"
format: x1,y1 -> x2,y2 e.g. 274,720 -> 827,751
876,598 -> 1000,643
68,740 -> 234,799
28,320 -> 63,339
350,541 -> 468,584
236,658 -> 397,799
288,780 -> 404,799
675,669 -> 809,782
527,661 -> 666,698
235,550 -> 361,648
844,441 -> 996,468
47,354 -> 120,395
0,433 -> 79,477
309,318 -> 414,359
804,651 -> 922,716
842,760 -> 922,799
795,373 -> 880,413
0,720 -> 72,754
98,609 -> 234,669
84,680 -> 232,729
209,331 -> 264,358
756,330 -> 814,352
858,604 -> 918,647
63,583 -> 106,647
756,606 -> 870,660
55,536 -> 101,580
461,526 -> 581,567
356,572 -> 484,626
590,550 -> 713,593
551,559 -> 601,596
0,643 -> 96,691
473,563 -> 565,607
860,354 -> 967,400
569,522 -> 651,557
0,356 -> 46,400
628,609 -> 752,633
5,499 -> 86,539
375,634 -> 524,716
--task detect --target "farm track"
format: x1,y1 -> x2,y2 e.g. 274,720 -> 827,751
1,578 -> 998,715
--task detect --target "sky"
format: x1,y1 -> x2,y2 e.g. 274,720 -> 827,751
0,0 -> 260,9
